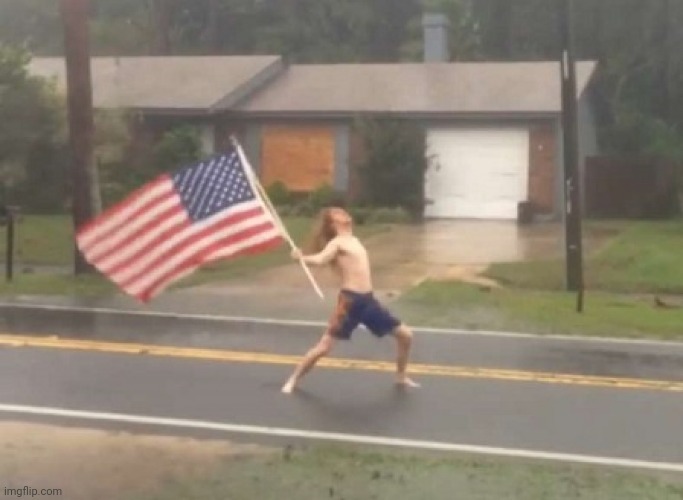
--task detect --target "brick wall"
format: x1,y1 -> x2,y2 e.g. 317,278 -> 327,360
528,121 -> 557,214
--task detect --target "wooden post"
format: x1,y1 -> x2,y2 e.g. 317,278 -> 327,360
60,0 -> 97,274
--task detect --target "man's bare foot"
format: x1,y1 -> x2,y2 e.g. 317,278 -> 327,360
396,376 -> 420,388
281,379 -> 296,394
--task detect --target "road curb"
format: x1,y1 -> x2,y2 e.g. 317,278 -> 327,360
0,301 -> 682,348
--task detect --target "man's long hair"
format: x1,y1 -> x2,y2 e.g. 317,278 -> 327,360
305,208 -> 338,254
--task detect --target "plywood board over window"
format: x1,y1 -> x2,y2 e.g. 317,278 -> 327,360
260,125 -> 335,192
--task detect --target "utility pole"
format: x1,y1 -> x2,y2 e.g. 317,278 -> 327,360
559,0 -> 584,312
60,0 -> 96,274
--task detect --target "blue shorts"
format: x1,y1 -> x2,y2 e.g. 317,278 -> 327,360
328,290 -> 401,340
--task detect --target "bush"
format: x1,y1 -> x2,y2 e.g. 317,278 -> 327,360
100,160 -> 153,206
266,181 -> 293,206
267,183 -> 352,219
307,184 -> 342,211
13,139 -> 69,213
100,124 -> 204,206
0,44 -> 67,212
347,206 -> 372,225
346,206 -> 412,225
151,125 -> 202,174
354,118 -> 427,219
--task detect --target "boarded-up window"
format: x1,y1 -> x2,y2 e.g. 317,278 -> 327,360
261,125 -> 335,192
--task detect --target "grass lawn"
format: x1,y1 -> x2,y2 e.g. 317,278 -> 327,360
0,214 -> 388,296
486,221 -> 683,294
396,281 -> 683,340
126,444 -> 683,500
395,220 -> 683,340
6,215 -> 76,267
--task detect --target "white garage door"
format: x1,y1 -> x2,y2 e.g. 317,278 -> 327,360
424,127 -> 530,219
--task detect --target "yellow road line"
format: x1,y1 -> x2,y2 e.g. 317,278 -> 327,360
0,333 -> 681,392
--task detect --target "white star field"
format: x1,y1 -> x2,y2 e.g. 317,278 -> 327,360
172,149 -> 256,221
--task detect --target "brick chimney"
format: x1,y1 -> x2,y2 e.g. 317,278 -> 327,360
422,13 -> 450,62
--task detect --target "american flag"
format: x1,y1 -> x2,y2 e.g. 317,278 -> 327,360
76,146 -> 284,302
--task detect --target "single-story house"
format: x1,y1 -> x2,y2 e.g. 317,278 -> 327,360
28,15 -> 598,221
28,54 -> 285,155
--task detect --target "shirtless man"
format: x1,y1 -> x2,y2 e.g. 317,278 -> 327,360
281,207 -> 419,394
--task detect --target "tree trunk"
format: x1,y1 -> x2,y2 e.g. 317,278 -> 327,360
60,0 -> 97,274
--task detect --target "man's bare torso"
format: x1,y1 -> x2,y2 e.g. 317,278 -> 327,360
331,235 -> 373,293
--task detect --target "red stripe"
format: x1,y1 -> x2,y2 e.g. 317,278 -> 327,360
118,206 -> 268,290
135,228 -> 283,302
88,205 -> 187,272
77,175 -> 170,237
129,219 -> 277,294
78,179 -> 175,250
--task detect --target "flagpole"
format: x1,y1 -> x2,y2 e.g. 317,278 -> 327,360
231,137 -> 325,300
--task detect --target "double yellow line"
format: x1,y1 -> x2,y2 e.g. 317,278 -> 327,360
1,333 -> 681,392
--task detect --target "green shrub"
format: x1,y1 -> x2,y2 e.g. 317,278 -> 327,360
266,181 -> 293,206
347,206 -> 372,225
151,125 -> 202,174
354,118 -> 427,220
101,124 -> 203,206
307,184 -> 342,211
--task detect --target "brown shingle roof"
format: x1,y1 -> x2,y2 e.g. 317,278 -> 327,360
28,55 -> 282,112
236,61 -> 597,116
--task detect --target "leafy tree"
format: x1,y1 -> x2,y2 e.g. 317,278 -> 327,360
3,0 -> 683,193
0,44 -> 64,206
151,125 -> 202,173
354,118 -> 427,219
0,0 -> 63,54
401,0 -> 481,61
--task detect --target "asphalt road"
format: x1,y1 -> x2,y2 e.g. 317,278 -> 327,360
0,307 -> 682,471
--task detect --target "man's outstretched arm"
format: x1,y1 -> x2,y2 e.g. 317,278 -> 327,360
291,239 -> 340,266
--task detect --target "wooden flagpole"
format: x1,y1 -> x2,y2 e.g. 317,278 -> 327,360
231,137 -> 325,300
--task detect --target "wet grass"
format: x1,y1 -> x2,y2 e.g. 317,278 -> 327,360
2,214 -> 75,267
0,272 -> 116,297
486,221 -> 683,294
400,220 -> 683,339
0,215 -> 388,297
396,281 -> 683,340
128,444 -> 683,500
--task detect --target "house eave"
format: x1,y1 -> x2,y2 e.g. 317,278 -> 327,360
229,110 -> 561,121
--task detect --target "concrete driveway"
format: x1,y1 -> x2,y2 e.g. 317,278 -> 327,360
357,219 -> 615,289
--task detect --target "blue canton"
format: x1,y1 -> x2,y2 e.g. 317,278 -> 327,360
171,148 -> 256,222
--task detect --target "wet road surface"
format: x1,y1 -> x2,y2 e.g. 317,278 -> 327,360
1,305 -> 681,381
0,305 -> 681,471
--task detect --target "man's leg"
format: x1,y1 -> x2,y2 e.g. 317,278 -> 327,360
281,331 -> 336,394
392,324 -> 420,388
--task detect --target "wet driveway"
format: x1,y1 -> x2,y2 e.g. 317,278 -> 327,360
219,220 -> 617,291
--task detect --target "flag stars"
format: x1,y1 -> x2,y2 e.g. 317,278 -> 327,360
171,149 -> 257,222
